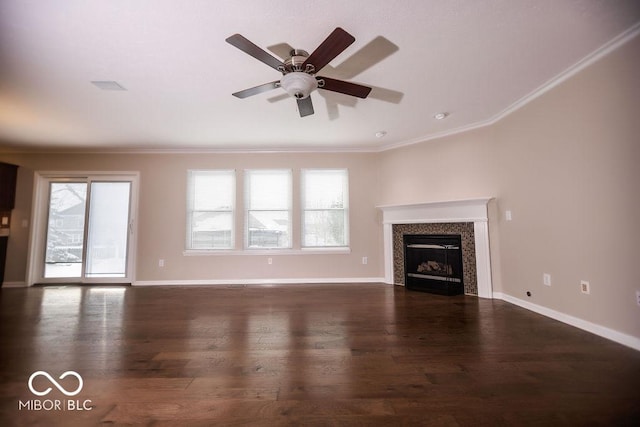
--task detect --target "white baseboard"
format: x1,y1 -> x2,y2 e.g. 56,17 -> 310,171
133,277 -> 387,287
494,292 -> 640,352
2,281 -> 27,288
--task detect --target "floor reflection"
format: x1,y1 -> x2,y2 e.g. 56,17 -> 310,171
33,287 -> 84,370
85,287 -> 126,371
3,284 -> 639,425
34,286 -> 126,374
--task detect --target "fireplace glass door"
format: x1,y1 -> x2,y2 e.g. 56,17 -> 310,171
403,234 -> 463,295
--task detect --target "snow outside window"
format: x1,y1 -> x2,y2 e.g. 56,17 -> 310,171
187,170 -> 235,249
301,169 -> 349,248
245,169 -> 292,249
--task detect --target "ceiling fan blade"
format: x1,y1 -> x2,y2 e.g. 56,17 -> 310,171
226,34 -> 284,71
317,76 -> 372,99
232,81 -> 280,99
296,96 -> 314,117
302,27 -> 355,73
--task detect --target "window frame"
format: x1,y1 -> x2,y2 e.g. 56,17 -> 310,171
301,168 -> 349,249
244,169 -> 293,250
186,169 -> 236,251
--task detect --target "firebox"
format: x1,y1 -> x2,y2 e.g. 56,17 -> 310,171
403,234 -> 464,295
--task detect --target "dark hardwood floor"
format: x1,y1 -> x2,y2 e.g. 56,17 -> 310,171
1,284 -> 639,426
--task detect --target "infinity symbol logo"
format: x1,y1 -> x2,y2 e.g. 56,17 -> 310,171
28,371 -> 84,397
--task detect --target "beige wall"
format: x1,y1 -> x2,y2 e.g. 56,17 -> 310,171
1,33 -> 638,340
0,152 -> 384,283
377,34 -> 640,338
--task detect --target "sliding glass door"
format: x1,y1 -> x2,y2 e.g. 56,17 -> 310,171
32,173 -> 138,284
84,182 -> 131,278
44,182 -> 88,278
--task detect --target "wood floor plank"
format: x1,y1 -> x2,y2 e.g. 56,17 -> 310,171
1,284 -> 639,425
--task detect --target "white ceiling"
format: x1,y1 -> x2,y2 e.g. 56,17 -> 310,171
1,0 -> 639,152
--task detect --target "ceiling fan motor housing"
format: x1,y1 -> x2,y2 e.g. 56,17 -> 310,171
283,49 -> 310,72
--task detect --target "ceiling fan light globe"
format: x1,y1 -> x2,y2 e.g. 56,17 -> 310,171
280,72 -> 317,99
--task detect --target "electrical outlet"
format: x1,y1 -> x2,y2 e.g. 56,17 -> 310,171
505,210 -> 512,221
581,280 -> 590,294
267,257 -> 273,265
636,290 -> 640,307
362,256 -> 368,265
543,273 -> 551,286
158,259 -> 165,267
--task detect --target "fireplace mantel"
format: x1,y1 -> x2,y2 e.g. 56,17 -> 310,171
378,198 -> 494,298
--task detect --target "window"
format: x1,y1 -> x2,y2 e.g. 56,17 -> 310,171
245,169 -> 292,249
186,170 -> 235,249
301,169 -> 349,247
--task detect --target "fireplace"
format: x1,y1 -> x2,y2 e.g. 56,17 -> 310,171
403,234 -> 464,295
378,199 -> 493,298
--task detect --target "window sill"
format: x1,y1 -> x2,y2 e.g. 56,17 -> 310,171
183,247 -> 351,256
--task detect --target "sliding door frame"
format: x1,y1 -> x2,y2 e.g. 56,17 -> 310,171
27,171 -> 140,286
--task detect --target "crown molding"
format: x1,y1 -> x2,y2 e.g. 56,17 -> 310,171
2,23 -> 638,156
376,22 -> 640,153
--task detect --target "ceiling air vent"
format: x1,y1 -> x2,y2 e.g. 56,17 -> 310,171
91,81 -> 127,91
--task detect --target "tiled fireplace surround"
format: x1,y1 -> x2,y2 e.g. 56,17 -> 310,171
393,222 -> 477,294
378,198 -> 493,298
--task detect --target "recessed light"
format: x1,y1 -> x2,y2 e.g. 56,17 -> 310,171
375,131 -> 387,138
433,112 -> 449,120
91,81 -> 127,91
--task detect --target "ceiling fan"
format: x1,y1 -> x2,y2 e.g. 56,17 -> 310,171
226,28 -> 372,117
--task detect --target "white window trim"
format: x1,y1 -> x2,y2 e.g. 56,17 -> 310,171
186,169 -> 236,250
244,169 -> 293,250
183,247 -> 351,256
182,168 -> 352,256
301,168 -> 350,249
